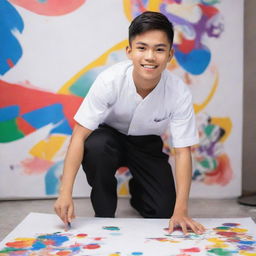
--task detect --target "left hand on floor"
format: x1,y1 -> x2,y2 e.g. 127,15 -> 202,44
168,213 -> 205,235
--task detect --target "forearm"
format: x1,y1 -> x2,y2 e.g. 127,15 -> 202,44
59,124 -> 92,196
173,147 -> 192,214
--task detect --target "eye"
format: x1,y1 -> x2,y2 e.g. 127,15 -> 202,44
137,46 -> 145,50
156,48 -> 165,52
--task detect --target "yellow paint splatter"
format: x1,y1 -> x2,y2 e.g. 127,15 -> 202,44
194,70 -> 219,114
118,183 -> 129,196
207,238 -> 225,243
230,228 -> 248,233
29,135 -> 66,160
240,251 -> 256,256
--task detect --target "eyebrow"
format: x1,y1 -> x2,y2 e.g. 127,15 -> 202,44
135,42 -> 168,47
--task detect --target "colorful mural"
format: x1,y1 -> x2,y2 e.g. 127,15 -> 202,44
0,0 -> 243,198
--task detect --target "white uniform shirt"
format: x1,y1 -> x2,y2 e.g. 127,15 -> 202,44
74,60 -> 198,148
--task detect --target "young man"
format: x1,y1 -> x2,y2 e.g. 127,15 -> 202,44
54,11 -> 205,234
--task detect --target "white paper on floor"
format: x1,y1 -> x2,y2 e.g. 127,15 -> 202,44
0,212 -> 256,256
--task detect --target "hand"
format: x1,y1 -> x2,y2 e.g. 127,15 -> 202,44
54,194 -> 75,227
168,213 -> 205,235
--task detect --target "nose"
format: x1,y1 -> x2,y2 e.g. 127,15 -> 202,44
144,50 -> 155,61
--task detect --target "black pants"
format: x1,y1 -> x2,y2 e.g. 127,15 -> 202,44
82,124 -> 176,218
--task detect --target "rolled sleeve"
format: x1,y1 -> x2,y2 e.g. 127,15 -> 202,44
169,83 -> 199,148
74,76 -> 114,130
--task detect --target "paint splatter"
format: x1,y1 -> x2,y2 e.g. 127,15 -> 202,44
103,226 -> 120,231
83,243 -> 100,249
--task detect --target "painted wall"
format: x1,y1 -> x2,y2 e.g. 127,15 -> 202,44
0,0 -> 244,199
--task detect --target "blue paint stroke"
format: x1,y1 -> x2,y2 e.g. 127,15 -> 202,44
0,0 -> 24,75
45,161 -> 63,195
37,233 -> 69,246
21,104 -> 72,135
0,105 -> 19,122
175,48 -> 211,75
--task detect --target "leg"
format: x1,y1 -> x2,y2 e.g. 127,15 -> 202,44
82,125 -> 125,217
127,135 -> 176,218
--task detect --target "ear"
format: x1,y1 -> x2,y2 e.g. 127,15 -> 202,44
126,45 -> 132,59
168,48 -> 174,62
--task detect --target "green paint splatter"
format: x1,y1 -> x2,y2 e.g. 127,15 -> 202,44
0,119 -> 24,142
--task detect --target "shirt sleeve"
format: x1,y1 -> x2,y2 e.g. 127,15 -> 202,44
169,81 -> 199,148
74,75 -> 114,130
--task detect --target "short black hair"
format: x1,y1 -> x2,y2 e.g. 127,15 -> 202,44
128,11 -> 174,47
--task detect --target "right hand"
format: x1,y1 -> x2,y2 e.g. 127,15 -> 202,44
54,193 -> 75,225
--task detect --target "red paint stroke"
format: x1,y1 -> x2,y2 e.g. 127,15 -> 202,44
216,231 -> 237,237
83,244 -> 100,249
178,37 -> 195,54
94,237 -> 103,241
204,154 -> 233,186
6,241 -> 30,248
16,116 -> 36,135
76,233 -> 88,238
9,0 -> 86,16
7,58 -> 15,68
21,157 -> 53,175
198,4 -> 219,18
56,251 -> 72,256
181,247 -> 200,253
0,80 -> 83,130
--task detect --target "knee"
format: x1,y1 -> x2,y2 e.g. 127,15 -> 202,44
84,132 -> 118,157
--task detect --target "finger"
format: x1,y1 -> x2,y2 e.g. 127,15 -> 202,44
67,205 -> 73,223
194,221 -> 206,233
180,222 -> 187,235
186,220 -> 200,234
60,207 -> 68,225
168,219 -> 174,233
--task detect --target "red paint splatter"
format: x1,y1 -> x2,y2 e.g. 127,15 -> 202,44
76,233 -> 87,238
198,4 -> 219,18
94,237 -> 103,241
181,247 -> 201,253
7,58 -> 14,68
16,116 -> 36,135
9,0 -> 86,16
6,241 -> 29,248
83,244 -> 100,249
56,251 -> 72,256
217,231 -> 237,237
0,80 -> 82,130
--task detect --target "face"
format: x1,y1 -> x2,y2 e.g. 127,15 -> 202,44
126,29 -> 174,94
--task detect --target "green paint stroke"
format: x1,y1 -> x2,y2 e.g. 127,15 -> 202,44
207,248 -> 233,256
0,119 -> 24,142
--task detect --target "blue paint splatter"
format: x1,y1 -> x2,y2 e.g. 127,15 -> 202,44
0,0 -> 24,75
103,226 -> 120,231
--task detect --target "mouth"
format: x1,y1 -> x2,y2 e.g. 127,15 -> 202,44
141,64 -> 158,69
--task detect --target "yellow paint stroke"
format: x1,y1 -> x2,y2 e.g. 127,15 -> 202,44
123,0 -> 132,21
58,40 -> 128,95
194,71 -> 219,114
207,238 -> 225,243
211,117 -> 232,143
230,228 -> 248,233
118,183 -> 129,196
147,0 -> 161,11
109,253 -> 121,256
29,135 -> 66,161
210,243 -> 229,248
240,251 -> 256,256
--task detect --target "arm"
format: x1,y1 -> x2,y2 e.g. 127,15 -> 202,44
54,123 -> 92,225
168,147 -> 205,234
